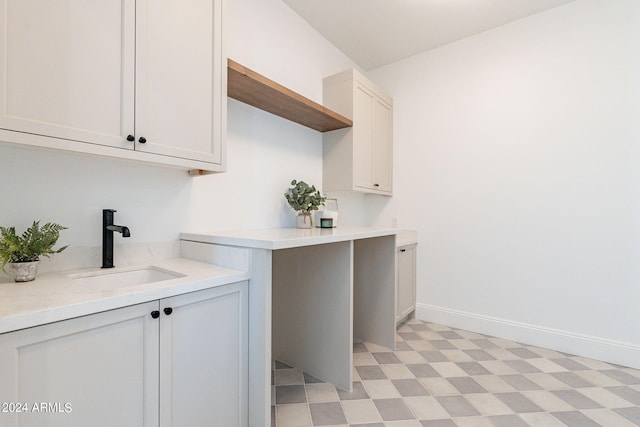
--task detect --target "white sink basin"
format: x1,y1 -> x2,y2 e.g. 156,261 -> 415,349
70,266 -> 186,289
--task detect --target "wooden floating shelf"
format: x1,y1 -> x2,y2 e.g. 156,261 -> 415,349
227,59 -> 352,132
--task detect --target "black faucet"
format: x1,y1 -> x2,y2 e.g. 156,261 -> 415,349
102,209 -> 131,268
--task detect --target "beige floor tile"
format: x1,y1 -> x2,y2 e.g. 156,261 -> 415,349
489,337 -> 521,348
403,396 -> 450,420
575,369 -> 631,387
484,348 -> 520,360
418,377 -> 460,396
473,375 -> 517,393
384,420 -> 423,427
305,383 -> 338,403
439,349 -> 475,362
571,356 -> 616,370
380,363 -> 415,379
394,351 -> 427,364
526,347 -> 566,359
417,330 -> 445,340
464,393 -> 514,416
579,386 -> 638,408
276,403 -> 312,427
407,340 -> 437,351
430,362 -> 468,377
362,379 -> 402,399
519,412 -> 568,426
364,342 -> 392,353
456,330 -> 486,339
477,360 -> 519,375
582,408 -> 639,427
449,339 -> 481,350
520,390 -> 575,412
526,358 -> 569,373
525,372 -> 572,390
453,416 -> 495,427
353,351 -> 378,366
397,324 -> 414,333
428,324 -> 453,331
352,366 -> 360,381
340,399 -> 382,424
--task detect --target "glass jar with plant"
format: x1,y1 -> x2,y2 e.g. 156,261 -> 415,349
284,180 -> 326,229
0,221 -> 68,282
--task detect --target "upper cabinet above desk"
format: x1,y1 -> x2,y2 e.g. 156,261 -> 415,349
323,69 -> 394,196
227,59 -> 352,132
0,0 -> 226,174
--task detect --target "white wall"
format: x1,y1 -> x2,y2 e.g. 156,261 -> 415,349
0,0 -> 362,273
369,0 -> 640,367
186,0 -> 365,232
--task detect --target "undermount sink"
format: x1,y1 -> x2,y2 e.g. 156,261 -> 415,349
70,266 -> 186,289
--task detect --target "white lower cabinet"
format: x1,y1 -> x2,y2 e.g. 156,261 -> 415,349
0,281 -> 248,427
396,244 -> 417,324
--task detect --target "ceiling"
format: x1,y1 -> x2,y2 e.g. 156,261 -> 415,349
282,0 -> 575,70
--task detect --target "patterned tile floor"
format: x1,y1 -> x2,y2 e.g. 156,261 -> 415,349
272,318 -> 640,426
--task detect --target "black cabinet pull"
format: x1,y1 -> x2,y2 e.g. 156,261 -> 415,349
126,135 -> 135,142
164,307 -> 173,316
151,310 -> 160,319
400,249 -> 406,253
138,137 -> 147,144
373,183 -> 380,187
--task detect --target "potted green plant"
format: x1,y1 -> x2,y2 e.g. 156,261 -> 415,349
0,221 -> 68,282
284,179 -> 326,229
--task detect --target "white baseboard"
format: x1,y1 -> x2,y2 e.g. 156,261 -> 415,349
416,303 -> 640,370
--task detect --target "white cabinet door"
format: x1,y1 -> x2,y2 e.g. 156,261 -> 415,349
159,282 -> 248,427
0,0 -> 135,149
396,245 -> 417,323
323,69 -> 393,196
0,0 -> 225,172
374,97 -> 393,193
0,301 -> 159,427
135,0 -> 225,166
353,84 -> 375,191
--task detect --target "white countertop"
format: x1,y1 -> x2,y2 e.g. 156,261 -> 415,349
0,258 -> 248,335
181,226 -> 400,250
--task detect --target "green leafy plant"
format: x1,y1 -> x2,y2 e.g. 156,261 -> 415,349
0,221 -> 68,273
284,179 -> 326,213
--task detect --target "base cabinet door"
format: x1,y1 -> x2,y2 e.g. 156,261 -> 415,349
0,281 -> 248,427
0,301 -> 159,427
396,244 -> 417,323
159,282 -> 248,427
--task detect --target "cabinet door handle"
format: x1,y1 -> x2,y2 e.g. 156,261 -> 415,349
138,137 -> 147,144
151,310 -> 160,319
163,307 -> 173,316
126,135 -> 135,142
373,183 -> 380,187
400,249 -> 406,253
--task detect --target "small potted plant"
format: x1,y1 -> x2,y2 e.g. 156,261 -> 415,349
0,221 -> 68,282
284,179 -> 326,229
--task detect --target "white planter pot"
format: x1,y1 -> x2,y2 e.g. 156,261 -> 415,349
296,213 -> 312,229
5,260 -> 40,282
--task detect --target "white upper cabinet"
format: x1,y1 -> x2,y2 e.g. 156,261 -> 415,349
135,0 -> 224,166
323,69 -> 393,196
0,0 -> 225,173
0,0 -> 135,149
